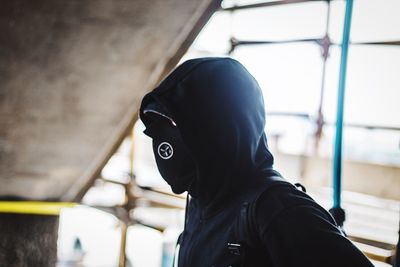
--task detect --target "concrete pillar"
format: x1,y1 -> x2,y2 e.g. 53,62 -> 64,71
0,213 -> 59,267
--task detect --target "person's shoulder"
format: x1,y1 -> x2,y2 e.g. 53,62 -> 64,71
254,180 -> 338,229
253,179 -> 328,221
252,181 -> 300,216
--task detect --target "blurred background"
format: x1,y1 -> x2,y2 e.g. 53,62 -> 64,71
0,0 -> 399,267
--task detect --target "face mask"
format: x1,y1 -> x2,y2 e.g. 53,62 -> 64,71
144,119 -> 196,194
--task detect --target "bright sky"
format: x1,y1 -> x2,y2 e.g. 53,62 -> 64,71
183,0 -> 400,165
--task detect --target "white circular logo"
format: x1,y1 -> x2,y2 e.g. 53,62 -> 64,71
157,142 -> 173,159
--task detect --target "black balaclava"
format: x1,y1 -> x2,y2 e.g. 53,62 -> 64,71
140,57 -> 275,215
143,112 -> 196,194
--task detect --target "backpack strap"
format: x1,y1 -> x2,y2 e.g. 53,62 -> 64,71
234,175 -> 292,248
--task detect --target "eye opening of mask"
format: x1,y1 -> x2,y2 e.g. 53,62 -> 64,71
143,109 -> 176,127
142,108 -> 177,138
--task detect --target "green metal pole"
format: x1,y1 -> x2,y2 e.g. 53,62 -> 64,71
330,0 -> 354,227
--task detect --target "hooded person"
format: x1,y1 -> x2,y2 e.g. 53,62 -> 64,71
139,57 -> 374,267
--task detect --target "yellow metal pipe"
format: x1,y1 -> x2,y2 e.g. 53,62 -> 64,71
0,201 -> 76,215
119,221 -> 128,267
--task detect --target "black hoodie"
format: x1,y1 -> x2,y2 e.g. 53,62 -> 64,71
140,57 -> 373,267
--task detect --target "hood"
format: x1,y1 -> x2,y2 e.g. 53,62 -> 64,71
140,57 -> 275,213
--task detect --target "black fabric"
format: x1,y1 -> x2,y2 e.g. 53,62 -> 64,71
139,57 -> 374,267
233,176 -> 293,249
144,118 -> 196,194
140,57 -> 274,211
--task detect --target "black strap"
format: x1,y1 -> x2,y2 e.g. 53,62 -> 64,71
172,233 -> 182,267
234,176 -> 291,248
173,195 -> 190,266
294,182 -> 306,192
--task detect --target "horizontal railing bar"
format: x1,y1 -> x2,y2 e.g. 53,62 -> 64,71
268,113 -> 400,131
231,37 -> 400,47
221,0 -> 326,12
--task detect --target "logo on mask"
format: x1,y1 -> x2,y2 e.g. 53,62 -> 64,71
158,142 -> 173,159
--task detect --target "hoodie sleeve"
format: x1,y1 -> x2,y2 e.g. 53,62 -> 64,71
255,187 -> 375,267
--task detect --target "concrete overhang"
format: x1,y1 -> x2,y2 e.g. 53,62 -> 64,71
0,0 -> 221,201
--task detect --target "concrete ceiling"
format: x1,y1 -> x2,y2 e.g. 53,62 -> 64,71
0,0 -> 221,201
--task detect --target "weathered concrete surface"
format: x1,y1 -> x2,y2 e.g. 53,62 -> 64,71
0,213 -> 59,267
0,0 -> 221,201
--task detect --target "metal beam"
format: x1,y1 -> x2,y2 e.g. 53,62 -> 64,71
230,37 -> 400,52
229,36 -> 322,54
268,112 -> 400,132
221,0 -> 325,12
351,40 -> 400,46
331,0 -> 354,227
231,37 -> 320,46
